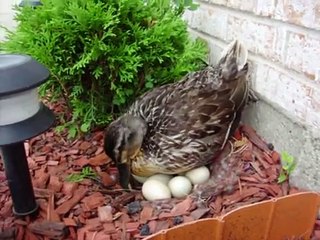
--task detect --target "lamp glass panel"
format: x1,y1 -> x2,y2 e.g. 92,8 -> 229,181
0,88 -> 40,126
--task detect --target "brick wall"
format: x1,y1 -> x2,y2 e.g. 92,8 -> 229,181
184,0 -> 320,129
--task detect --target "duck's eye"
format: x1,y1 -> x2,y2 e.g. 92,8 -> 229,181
127,132 -> 134,142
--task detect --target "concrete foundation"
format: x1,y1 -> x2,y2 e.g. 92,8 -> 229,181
243,99 -> 320,191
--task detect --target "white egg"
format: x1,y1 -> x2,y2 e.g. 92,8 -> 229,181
185,166 -> 210,185
148,173 -> 172,185
142,179 -> 171,201
132,174 -> 148,184
168,176 -> 192,198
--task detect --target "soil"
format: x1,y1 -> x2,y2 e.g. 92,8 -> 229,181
0,99 -> 319,240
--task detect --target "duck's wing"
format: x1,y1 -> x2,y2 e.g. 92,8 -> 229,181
129,40 -> 249,173
144,41 -> 248,141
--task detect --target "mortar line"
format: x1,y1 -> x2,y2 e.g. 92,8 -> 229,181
188,28 -> 320,90
196,1 -> 320,36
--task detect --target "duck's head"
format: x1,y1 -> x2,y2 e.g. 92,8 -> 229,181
104,114 -> 147,188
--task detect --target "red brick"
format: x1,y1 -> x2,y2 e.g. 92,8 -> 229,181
227,16 -> 281,61
184,6 -> 228,40
208,0 -> 227,5
255,0 -> 275,17
254,63 -> 313,122
275,0 -> 319,30
285,31 -> 320,80
227,0 -> 255,12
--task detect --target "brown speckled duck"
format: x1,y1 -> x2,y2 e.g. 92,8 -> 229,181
104,40 -> 249,188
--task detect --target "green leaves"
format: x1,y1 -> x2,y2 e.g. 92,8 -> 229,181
80,123 -> 90,133
280,151 -> 296,173
277,172 -> 287,184
1,0 -> 207,137
172,0 -> 200,14
66,167 -> 97,182
180,0 -> 199,11
277,151 -> 297,184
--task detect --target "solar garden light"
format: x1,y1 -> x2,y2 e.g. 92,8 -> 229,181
0,54 -> 55,216
19,0 -> 42,7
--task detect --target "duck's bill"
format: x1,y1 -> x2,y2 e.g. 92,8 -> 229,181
117,163 -> 131,189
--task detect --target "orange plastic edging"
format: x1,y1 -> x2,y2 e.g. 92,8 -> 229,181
144,192 -> 320,240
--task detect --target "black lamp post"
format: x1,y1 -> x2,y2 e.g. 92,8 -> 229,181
0,54 -> 55,216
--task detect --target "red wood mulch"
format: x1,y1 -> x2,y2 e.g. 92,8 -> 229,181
0,100 -> 319,240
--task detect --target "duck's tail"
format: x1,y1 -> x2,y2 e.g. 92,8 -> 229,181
218,40 -> 250,139
218,39 -> 249,82
220,40 -> 259,103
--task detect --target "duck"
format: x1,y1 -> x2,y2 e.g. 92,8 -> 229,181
104,40 -> 250,189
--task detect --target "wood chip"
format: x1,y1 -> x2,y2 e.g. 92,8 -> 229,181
313,230 -> 320,239
225,187 -> 261,205
250,161 -> 266,178
94,231 -> 112,240
47,160 -> 59,166
241,149 -> 253,161
98,172 -> 116,187
79,141 -> 91,151
182,215 -> 194,223
68,227 -> 77,239
140,206 -> 154,223
271,151 -> 280,163
76,227 -> 86,240
28,221 -> 67,239
114,193 -> 136,208
34,188 -> 53,198
254,150 -> 272,169
48,176 -> 63,193
125,222 -> 140,233
82,192 -> 106,211
95,147 -> 104,155
63,218 -> 77,227
66,149 -> 79,155
210,195 -> 222,214
34,156 -> 47,162
33,169 -> 50,189
103,222 -> 116,234
262,152 -> 274,165
0,200 -> 12,218
86,218 -> 103,231
119,213 -> 131,223
89,153 -> 111,166
154,220 -> 169,233
190,208 -> 210,220
170,197 -> 193,216
72,158 -> 89,168
16,225 -> 25,240
55,187 -> 87,215
241,125 -> 271,154
148,220 -> 158,234
158,212 -> 173,219
0,227 -> 15,239
61,182 -> 78,196
98,206 -> 113,223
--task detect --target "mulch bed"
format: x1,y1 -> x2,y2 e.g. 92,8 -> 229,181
0,100 -> 320,240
